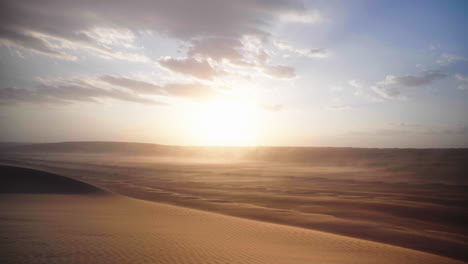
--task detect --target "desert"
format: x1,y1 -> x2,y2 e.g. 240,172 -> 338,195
1,142 -> 467,263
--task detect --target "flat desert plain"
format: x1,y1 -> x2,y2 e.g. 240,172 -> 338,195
1,142 -> 467,263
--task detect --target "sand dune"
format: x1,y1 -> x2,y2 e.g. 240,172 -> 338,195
0,166 -> 465,264
0,166 -> 107,194
1,154 -> 466,261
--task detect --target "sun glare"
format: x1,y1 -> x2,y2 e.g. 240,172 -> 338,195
192,99 -> 259,146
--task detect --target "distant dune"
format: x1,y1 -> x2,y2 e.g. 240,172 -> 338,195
3,140 -> 468,164
2,141 -> 467,184
0,166 -> 464,264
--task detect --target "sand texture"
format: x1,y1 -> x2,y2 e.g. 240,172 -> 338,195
0,165 -> 465,264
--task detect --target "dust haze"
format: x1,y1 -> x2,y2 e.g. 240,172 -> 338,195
1,142 -> 467,262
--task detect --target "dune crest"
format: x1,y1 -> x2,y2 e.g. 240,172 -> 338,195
0,165 -> 108,195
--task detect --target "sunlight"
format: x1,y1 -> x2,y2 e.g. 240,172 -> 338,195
192,99 -> 259,146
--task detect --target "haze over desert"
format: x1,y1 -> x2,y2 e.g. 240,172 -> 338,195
1,143 -> 467,263
1,0 -> 468,263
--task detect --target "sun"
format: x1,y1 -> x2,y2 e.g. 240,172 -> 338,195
191,99 -> 259,146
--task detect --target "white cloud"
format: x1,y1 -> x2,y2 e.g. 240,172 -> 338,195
274,40 -> 329,58
348,79 -> 382,102
455,74 -> 468,90
348,80 -> 363,89
436,53 -> 466,66
279,9 -> 322,23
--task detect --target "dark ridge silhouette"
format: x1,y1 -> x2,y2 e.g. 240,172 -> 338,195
0,165 -> 108,194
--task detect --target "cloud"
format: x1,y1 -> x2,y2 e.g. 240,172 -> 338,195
0,21 -> 149,62
274,40 -> 329,58
0,74 -> 221,105
348,80 -> 363,89
0,82 -> 166,106
188,37 -> 245,64
263,65 -> 296,79
0,28 -> 77,61
158,57 -> 222,80
100,75 -> 217,100
455,74 -> 468,90
279,8 -> 321,23
99,75 -> 164,94
371,71 -> 447,99
0,0 -> 314,63
348,79 -> 381,102
436,53 -> 466,66
456,74 -> 468,82
372,85 -> 404,100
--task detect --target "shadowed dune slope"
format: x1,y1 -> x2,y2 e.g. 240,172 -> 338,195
0,165 -> 108,194
0,167 -> 465,264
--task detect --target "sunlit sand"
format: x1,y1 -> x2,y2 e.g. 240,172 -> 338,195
1,143 -> 467,263
1,165 -> 464,264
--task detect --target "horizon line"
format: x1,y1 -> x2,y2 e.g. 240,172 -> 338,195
2,140 -> 468,150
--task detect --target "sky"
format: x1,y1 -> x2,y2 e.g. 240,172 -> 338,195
0,0 -> 467,148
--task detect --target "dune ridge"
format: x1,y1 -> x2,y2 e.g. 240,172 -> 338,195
0,166 -> 466,264
0,165 -> 108,195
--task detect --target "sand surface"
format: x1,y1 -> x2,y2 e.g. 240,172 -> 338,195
1,193 -> 465,264
1,151 -> 467,261
0,165 -> 466,264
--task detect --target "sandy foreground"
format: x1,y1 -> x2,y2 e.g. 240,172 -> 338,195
2,151 -> 467,261
1,168 -> 465,264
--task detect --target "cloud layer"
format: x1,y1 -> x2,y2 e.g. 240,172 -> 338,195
0,0 -> 319,105
0,0 -> 314,63
0,75 -> 220,105
0,81 -> 165,105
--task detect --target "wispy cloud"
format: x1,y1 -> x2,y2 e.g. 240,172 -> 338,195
1,74 -> 221,105
455,74 -> 468,90
0,82 -> 166,106
158,57 -> 223,80
99,75 -> 164,94
371,71 -> 447,99
100,75 -> 218,100
436,53 -> 466,66
274,40 -> 329,58
348,80 -> 381,102
0,28 -> 77,61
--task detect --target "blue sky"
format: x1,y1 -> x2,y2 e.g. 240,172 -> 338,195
0,0 -> 467,147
